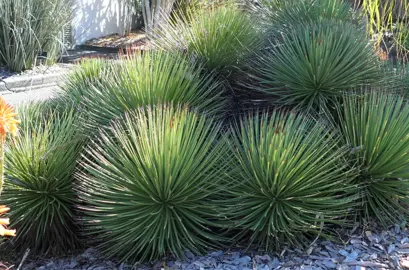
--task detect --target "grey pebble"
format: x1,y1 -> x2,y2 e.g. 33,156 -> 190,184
352,267 -> 366,270
336,265 -> 350,270
321,260 -> 337,269
257,264 -> 270,270
230,252 -> 240,260
233,256 -> 251,265
344,251 -> 359,262
210,250 -> 224,257
193,261 -> 205,268
18,226 -> 409,270
338,249 -> 349,257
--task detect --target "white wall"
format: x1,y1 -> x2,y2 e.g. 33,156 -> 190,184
72,0 -> 132,45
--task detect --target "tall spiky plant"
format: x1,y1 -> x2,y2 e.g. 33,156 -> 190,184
337,92 -> 409,226
263,0 -> 361,32
77,105 -> 228,262
153,2 -> 262,76
61,52 -> 226,132
251,21 -> 382,111
0,0 -> 72,72
2,103 -> 83,254
223,111 -> 357,250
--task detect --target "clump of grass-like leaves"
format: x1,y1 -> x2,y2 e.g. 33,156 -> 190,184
77,105 -> 228,262
0,0 -> 72,72
262,0 -> 360,32
338,92 -> 409,226
61,52 -> 225,131
223,111 -> 357,250
62,58 -> 118,104
153,2 -> 261,75
2,103 -> 83,254
252,21 -> 382,110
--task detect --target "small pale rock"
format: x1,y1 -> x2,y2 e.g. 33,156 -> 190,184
193,261 -> 205,267
257,264 -> 270,270
388,244 -> 396,254
390,255 -> 401,267
233,256 -> 251,265
338,249 -> 349,257
255,254 -> 271,263
401,259 -> 409,269
65,260 -> 78,269
398,249 -> 409,255
231,252 -> 240,259
344,251 -> 359,262
352,266 -> 366,270
322,260 -> 337,269
210,251 -> 224,257
336,265 -> 350,270
270,257 -> 280,269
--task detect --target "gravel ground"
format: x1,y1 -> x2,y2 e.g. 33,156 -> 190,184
7,226 -> 409,270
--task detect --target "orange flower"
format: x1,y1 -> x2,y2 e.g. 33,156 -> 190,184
0,205 -> 9,214
0,205 -> 15,237
0,226 -> 16,237
0,97 -> 19,138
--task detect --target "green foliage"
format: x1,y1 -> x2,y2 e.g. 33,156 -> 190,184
380,61 -> 409,96
265,0 -> 360,31
252,21 -> 382,110
153,2 -> 262,75
61,52 -> 226,131
173,0 -> 203,18
0,0 -> 72,72
2,103 -> 83,254
62,58 -> 118,104
338,92 -> 409,226
223,111 -> 357,250
77,105 -> 227,262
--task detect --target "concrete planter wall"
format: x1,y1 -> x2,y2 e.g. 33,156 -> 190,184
71,0 -> 133,45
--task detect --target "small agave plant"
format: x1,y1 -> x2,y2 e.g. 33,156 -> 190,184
0,97 -> 19,237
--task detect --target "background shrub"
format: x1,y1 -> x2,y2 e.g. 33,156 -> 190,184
223,111 -> 357,250
337,92 -> 409,226
2,103 -> 83,254
0,0 -> 72,72
153,2 -> 261,76
77,105 -> 228,262
62,58 -> 118,104
60,52 -> 226,131
262,0 -> 361,32
251,21 -> 382,111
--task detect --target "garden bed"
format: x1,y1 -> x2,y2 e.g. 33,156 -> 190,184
4,1 -> 409,270
5,226 -> 409,270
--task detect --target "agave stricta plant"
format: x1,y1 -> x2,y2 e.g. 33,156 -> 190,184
77,105 -> 228,262
223,110 -> 357,250
61,51 -> 226,133
337,92 -> 409,226
153,2 -> 261,75
3,103 -> 83,253
252,21 -> 382,111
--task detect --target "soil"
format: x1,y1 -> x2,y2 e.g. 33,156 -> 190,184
83,30 -> 149,51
